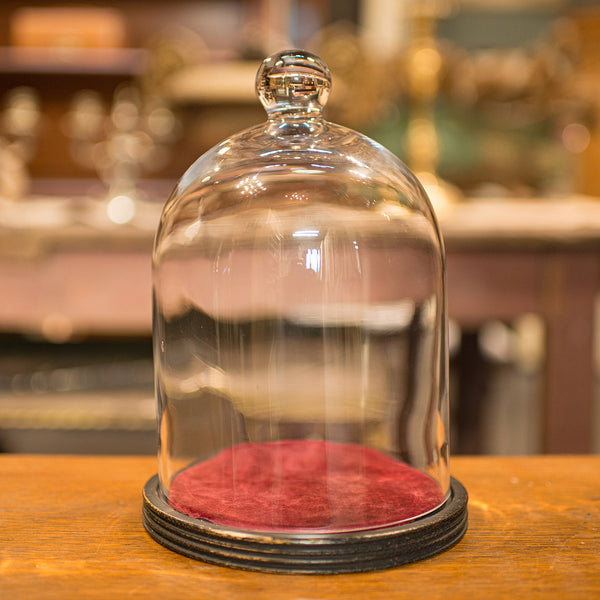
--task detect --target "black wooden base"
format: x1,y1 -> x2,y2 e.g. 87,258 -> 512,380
142,475 -> 468,574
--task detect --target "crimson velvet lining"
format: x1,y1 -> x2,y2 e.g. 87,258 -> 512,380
169,440 -> 444,531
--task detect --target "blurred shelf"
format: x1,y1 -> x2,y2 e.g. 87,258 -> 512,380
163,60 -> 258,104
0,193 -> 598,452
0,46 -> 147,76
439,195 -> 600,249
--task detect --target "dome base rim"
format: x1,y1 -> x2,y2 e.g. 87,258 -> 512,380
142,474 -> 467,574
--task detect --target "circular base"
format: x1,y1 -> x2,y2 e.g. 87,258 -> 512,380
142,475 -> 468,574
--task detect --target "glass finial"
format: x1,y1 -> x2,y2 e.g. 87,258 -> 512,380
255,50 -> 331,117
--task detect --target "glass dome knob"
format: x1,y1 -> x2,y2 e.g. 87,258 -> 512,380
255,50 -> 331,117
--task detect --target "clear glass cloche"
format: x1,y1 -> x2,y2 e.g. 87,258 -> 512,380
143,50 -> 467,574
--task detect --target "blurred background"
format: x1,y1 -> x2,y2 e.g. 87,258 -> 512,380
0,0 -> 599,455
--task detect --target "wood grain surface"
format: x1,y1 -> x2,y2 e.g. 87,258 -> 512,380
1,455 -> 599,599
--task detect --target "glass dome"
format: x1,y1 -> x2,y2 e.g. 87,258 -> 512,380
143,50 -> 467,573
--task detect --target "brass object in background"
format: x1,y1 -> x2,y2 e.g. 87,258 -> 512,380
405,0 -> 462,210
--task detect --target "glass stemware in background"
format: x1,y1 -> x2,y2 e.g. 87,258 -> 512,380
64,84 -> 178,225
0,87 -> 40,201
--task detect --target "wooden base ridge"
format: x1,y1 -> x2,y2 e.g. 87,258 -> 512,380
142,475 -> 468,574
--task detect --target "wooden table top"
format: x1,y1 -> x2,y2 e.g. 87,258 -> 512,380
1,455 -> 599,599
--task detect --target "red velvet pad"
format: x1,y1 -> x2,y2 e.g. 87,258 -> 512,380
169,440 -> 444,531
